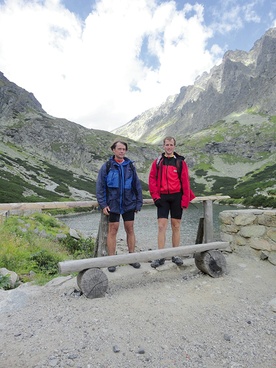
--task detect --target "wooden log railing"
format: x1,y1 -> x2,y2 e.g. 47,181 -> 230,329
0,196 -> 230,212
0,196 -> 230,256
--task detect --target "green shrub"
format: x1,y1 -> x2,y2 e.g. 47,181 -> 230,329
60,235 -> 95,258
30,250 -> 62,275
32,212 -> 62,229
0,274 -> 12,290
243,195 -> 276,208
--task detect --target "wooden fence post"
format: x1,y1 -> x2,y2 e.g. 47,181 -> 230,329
203,200 -> 214,243
195,217 -> 204,244
94,212 -> 108,257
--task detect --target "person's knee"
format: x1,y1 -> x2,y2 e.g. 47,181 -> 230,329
124,224 -> 134,235
109,223 -> 119,235
171,219 -> 181,230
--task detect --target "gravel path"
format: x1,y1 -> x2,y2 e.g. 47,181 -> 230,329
0,249 -> 275,368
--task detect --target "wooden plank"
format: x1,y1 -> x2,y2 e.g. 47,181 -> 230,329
191,195 -> 230,203
58,241 -> 229,274
0,201 -> 97,211
0,196 -> 230,211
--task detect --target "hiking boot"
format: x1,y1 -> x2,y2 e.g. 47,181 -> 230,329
151,258 -> 165,268
108,266 -> 116,272
130,262 -> 141,269
172,256 -> 183,266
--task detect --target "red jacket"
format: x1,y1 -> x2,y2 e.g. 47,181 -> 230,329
148,153 -> 195,208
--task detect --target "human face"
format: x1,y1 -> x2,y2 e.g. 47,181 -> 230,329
112,142 -> 127,160
163,139 -> 175,157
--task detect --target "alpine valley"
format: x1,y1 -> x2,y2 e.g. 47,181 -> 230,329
0,28 -> 275,208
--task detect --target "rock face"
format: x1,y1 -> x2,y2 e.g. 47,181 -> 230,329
113,28 -> 276,143
0,72 -> 45,122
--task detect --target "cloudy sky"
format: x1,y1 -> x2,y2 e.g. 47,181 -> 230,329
0,0 -> 275,132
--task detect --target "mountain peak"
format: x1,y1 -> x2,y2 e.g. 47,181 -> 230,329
113,27 -> 276,144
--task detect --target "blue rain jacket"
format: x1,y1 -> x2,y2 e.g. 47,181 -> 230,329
96,157 -> 143,214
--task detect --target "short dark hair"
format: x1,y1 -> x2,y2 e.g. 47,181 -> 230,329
163,136 -> 176,145
110,141 -> 128,151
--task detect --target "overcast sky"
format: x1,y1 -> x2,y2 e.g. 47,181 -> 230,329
0,0 -> 275,132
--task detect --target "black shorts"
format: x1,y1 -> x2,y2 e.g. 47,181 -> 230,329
109,210 -> 135,223
157,192 -> 183,220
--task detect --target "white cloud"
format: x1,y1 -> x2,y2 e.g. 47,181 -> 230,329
0,0 -> 227,131
209,0 -> 262,34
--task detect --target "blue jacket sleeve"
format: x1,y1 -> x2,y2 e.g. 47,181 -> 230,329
96,164 -> 107,209
132,168 -> 143,211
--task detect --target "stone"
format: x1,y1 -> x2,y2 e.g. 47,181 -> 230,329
268,298 -> 276,312
239,225 -> 266,238
267,229 -> 276,242
234,214 -> 256,226
221,224 -> 239,233
219,212 -> 233,225
235,235 -> 247,246
250,238 -> 271,251
260,251 -> 269,260
258,213 -> 276,227
223,334 -> 231,341
220,233 -> 233,243
69,228 -> 80,239
113,345 -> 120,353
268,251 -> 276,266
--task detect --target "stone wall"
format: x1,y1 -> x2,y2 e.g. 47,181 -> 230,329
219,209 -> 276,264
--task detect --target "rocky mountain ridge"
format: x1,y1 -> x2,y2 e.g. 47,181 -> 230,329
113,28 -> 276,145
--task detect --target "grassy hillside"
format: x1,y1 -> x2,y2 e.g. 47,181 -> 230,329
0,112 -> 275,208
178,112 -> 276,208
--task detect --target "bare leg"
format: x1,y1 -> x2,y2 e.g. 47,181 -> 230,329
107,222 -> 119,255
171,218 -> 181,247
157,218 -> 168,249
124,220 -> 135,253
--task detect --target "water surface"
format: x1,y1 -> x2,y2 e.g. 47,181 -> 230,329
59,203 -> 235,249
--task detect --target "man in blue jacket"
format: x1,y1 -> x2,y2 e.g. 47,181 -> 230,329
96,140 -> 143,272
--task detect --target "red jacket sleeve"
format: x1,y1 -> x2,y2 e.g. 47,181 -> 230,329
180,161 -> 196,208
148,160 -> 160,200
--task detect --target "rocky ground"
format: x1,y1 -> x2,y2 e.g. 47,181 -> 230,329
0,248 -> 275,368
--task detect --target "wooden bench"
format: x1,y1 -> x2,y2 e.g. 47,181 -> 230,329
58,241 -> 229,299
0,196 -> 230,298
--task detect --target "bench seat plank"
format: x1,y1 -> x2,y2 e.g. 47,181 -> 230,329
59,241 -> 229,274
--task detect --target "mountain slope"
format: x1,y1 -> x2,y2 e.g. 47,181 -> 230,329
113,28 -> 276,144
0,72 -> 158,203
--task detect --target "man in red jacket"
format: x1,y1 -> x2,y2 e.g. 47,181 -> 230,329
148,136 -> 195,268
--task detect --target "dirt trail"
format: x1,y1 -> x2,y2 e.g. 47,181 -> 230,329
0,249 -> 275,368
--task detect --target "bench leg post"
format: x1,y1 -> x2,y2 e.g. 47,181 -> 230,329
194,250 -> 227,277
77,268 -> 108,298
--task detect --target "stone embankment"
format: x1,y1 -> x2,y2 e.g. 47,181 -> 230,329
219,209 -> 276,265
